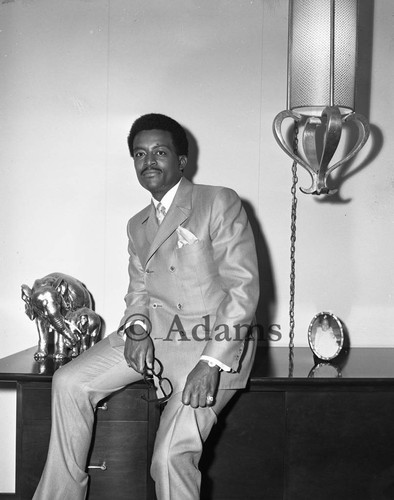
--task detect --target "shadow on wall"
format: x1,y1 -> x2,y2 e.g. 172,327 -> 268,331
184,126 -> 276,346
184,127 -> 199,181
242,199 -> 276,346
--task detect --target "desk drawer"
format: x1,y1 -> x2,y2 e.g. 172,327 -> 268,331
96,387 -> 148,422
87,421 -> 148,500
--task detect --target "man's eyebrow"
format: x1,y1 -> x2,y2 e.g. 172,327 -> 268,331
133,143 -> 170,152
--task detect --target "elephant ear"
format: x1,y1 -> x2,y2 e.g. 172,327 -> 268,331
55,278 -> 73,310
21,284 -> 36,319
21,284 -> 32,303
54,277 -> 67,296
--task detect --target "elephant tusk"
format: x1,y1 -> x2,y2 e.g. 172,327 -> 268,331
64,319 -> 82,335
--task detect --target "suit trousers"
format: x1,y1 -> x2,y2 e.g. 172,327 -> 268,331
32,336 -> 236,500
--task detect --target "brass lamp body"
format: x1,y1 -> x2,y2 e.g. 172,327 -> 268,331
273,0 -> 370,195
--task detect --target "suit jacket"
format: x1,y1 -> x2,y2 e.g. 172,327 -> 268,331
109,177 -> 259,393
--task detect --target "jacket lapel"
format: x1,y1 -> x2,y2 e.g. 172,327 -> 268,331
129,204 -> 155,265
144,177 -> 193,266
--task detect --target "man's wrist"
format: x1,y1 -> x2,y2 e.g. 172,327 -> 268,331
121,320 -> 147,341
200,359 -> 221,371
200,355 -> 231,372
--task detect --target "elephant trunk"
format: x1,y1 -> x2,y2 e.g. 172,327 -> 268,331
49,314 -> 79,347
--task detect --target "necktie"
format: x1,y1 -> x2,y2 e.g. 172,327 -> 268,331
156,202 -> 166,224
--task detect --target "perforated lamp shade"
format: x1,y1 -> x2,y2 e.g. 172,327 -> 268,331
288,0 -> 358,117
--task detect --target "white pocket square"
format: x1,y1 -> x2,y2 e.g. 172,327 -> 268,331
176,226 -> 198,248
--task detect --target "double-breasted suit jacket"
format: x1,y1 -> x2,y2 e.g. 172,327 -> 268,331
110,177 -> 259,394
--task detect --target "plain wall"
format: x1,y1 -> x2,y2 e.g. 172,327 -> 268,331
0,0 -> 393,492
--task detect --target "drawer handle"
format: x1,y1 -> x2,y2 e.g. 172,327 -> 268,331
97,402 -> 108,411
88,461 -> 107,471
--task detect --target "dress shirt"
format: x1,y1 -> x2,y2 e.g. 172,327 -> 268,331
151,179 -> 181,213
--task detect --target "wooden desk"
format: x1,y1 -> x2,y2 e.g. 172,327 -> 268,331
2,346 -> 394,500
0,347 -> 160,500
200,346 -> 394,500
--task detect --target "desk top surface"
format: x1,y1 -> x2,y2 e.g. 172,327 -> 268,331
0,345 -> 394,385
249,346 -> 394,385
0,346 -> 76,381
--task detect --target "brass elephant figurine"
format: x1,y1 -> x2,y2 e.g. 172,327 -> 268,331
21,273 -> 102,360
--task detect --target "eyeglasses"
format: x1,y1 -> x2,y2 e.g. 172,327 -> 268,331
141,357 -> 173,405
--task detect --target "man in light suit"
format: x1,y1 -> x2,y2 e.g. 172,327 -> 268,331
33,113 -> 259,500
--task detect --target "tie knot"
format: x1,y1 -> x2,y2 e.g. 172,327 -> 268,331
156,202 -> 166,224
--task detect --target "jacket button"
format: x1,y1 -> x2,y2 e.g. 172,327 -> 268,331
152,303 -> 158,309
169,266 -> 175,272
177,303 -> 183,310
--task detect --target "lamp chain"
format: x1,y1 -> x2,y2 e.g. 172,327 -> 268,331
288,120 -> 299,378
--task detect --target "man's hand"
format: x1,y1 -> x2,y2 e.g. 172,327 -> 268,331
124,334 -> 154,374
182,361 -> 220,408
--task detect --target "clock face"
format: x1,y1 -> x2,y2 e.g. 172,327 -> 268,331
308,312 -> 344,361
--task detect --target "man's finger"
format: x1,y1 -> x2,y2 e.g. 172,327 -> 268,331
182,385 -> 191,405
132,350 -> 144,373
190,391 -> 200,409
126,359 -> 137,371
205,394 -> 215,406
146,344 -> 154,369
207,376 -> 218,405
199,393 -> 207,408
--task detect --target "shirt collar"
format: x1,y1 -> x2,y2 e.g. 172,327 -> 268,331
151,178 -> 182,212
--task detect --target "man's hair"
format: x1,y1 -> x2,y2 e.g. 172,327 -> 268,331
127,113 -> 189,157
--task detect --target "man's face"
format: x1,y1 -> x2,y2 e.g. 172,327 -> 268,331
132,129 -> 187,200
322,319 -> 329,331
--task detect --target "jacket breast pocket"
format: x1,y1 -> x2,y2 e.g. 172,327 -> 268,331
176,239 -> 205,256
175,240 -> 208,272
175,240 -> 217,285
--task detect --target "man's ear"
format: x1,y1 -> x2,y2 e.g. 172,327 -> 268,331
179,156 -> 187,172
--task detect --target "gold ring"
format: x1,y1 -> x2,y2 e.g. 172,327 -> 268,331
206,395 -> 214,403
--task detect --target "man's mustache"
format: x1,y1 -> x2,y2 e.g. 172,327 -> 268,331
141,167 -> 163,175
